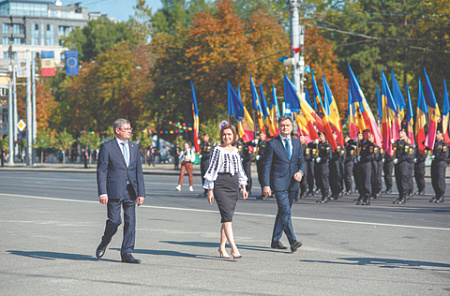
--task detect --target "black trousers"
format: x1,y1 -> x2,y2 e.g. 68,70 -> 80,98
257,160 -> 264,194
414,161 -> 426,193
359,161 -> 372,199
243,161 -> 252,193
353,162 -> 361,193
101,185 -> 137,258
330,160 -> 342,196
431,161 -> 447,199
344,161 -> 354,192
317,162 -> 329,198
306,161 -> 315,192
395,162 -> 410,197
314,162 -> 321,192
383,160 -> 394,191
200,160 -> 209,192
299,166 -> 308,195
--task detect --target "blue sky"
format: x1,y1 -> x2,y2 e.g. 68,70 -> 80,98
61,0 -> 163,22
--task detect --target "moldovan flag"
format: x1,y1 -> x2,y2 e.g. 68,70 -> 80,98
250,75 -> 265,133
227,81 -> 254,142
405,83 -> 414,146
190,81 -> 200,153
348,87 -> 358,139
311,70 -> 337,150
323,75 -> 343,146
65,50 -> 79,76
423,68 -> 441,150
283,72 -> 321,142
381,69 -> 396,154
259,83 -> 277,137
348,64 -> 382,147
41,51 -> 55,76
415,78 -> 428,153
442,79 -> 450,145
391,70 -> 406,140
271,84 -> 280,123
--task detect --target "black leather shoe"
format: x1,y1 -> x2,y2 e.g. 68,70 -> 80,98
96,243 -> 107,258
429,197 -> 437,203
271,241 -> 288,250
121,255 -> 141,264
291,241 -> 303,252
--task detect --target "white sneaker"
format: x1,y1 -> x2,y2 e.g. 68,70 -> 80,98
176,185 -> 181,191
189,186 -> 194,192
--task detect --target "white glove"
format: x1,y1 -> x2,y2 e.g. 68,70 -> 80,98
316,157 -> 321,163
357,156 -> 361,162
256,155 -> 260,161
382,158 -> 385,163
199,154 -> 203,158
431,155 -> 435,160
414,158 -> 417,163
391,139 -> 395,144
314,139 -> 319,144
394,158 -> 398,164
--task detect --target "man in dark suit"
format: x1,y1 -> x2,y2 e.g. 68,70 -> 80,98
263,116 -> 305,252
96,118 -> 145,264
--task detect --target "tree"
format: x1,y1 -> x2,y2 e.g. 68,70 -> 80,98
33,132 -> 55,164
55,130 -> 74,166
78,133 -> 101,165
36,79 -> 58,130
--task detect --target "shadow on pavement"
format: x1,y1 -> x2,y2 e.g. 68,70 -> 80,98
301,257 -> 450,271
160,241 -> 282,254
6,250 -> 113,262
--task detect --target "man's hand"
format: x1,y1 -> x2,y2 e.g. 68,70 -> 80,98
99,195 -> 108,204
136,197 -> 144,206
263,186 -> 271,197
294,172 -> 303,182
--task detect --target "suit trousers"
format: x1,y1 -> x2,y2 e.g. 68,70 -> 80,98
101,185 -> 137,257
272,190 -> 297,245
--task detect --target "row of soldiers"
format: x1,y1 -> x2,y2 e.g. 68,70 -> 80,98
198,127 -> 448,205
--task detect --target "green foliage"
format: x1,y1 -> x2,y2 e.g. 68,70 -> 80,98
56,130 -> 74,165
134,131 -> 153,148
78,133 -> 101,150
33,132 -> 54,150
200,118 -> 225,144
0,136 -> 8,152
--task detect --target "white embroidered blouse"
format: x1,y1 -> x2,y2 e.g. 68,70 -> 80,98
203,146 -> 248,190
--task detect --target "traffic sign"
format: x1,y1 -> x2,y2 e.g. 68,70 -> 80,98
17,119 -> 26,131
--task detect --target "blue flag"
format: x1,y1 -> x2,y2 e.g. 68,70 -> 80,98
65,50 -> 79,76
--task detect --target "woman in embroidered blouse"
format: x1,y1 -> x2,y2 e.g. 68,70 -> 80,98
176,142 -> 195,192
204,124 -> 248,259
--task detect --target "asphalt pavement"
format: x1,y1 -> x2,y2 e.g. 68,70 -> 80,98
0,170 -> 449,296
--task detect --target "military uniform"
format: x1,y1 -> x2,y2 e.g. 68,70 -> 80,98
430,140 -> 448,203
344,140 -> 356,193
256,139 -> 267,197
414,147 -> 427,195
383,152 -> 394,193
200,141 -> 213,195
356,140 -> 376,205
297,142 -> 311,199
316,140 -> 332,203
306,142 -> 317,196
330,143 -> 345,199
393,139 -> 411,204
235,139 -> 252,194
370,145 -> 383,199
406,145 -> 415,198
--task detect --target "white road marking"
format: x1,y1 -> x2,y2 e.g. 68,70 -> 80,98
1,193 -> 449,231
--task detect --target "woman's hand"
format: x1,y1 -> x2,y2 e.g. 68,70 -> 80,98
242,188 -> 248,200
207,190 -> 214,204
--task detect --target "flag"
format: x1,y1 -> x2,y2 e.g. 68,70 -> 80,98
250,75 -> 265,133
348,87 -> 358,139
376,87 -> 382,119
415,78 -> 428,153
311,70 -> 337,150
227,81 -> 254,142
391,71 -> 406,140
405,83 -> 414,146
16,51 -> 31,78
65,50 -> 79,76
271,84 -> 280,122
423,68 -> 441,150
283,72 -> 321,142
258,83 -> 278,137
381,70 -> 396,156
323,75 -> 343,146
190,81 -> 200,153
442,79 -> 450,145
41,51 -> 55,76
348,64 -> 382,146
304,87 -> 313,108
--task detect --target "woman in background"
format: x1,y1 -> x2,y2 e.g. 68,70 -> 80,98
176,142 -> 195,191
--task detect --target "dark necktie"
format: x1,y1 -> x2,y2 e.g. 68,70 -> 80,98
284,139 -> 291,160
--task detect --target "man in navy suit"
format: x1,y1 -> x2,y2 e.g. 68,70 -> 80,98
96,118 -> 145,263
263,116 -> 305,252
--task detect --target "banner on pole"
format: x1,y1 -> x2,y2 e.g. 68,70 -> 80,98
65,50 -> 79,76
41,51 -> 55,76
16,51 -> 31,78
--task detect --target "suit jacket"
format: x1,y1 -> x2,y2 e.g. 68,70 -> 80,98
97,138 -> 145,200
262,135 -> 305,192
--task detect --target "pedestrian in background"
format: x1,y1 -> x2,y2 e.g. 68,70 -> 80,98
173,143 -> 180,170
256,132 -> 268,200
203,124 -> 248,259
176,142 -> 195,192
84,145 -> 90,168
0,147 -> 6,167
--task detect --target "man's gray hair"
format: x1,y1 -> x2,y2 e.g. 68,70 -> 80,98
278,115 -> 293,124
113,118 -> 130,134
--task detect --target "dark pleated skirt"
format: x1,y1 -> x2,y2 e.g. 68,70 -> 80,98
213,173 -> 239,223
